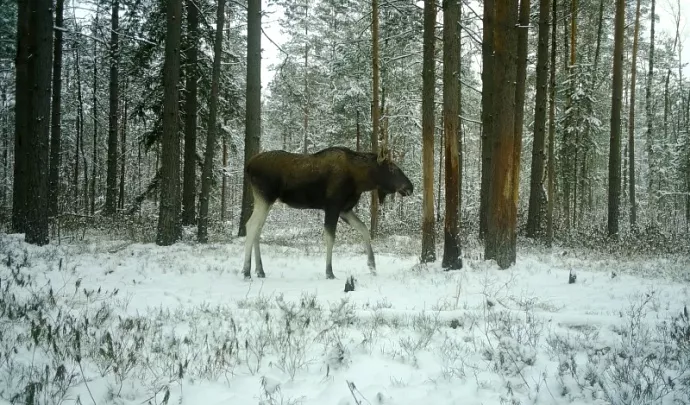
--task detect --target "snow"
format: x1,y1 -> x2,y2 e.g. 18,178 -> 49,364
1,230 -> 689,405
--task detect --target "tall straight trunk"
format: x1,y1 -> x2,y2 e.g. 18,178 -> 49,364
74,46 -> 85,209
48,0 -> 65,219
526,0 -> 550,238
485,0 -> 518,268
370,0 -> 380,239
238,0 -> 262,237
90,22 -> 98,215
546,0 -> 557,246
437,126 -> 443,222
608,0 -> 625,238
19,0 -> 53,244
442,0 -> 462,270
220,136 -> 227,222
645,0 -> 656,218
627,0 -> 641,228
2,87 -> 8,208
356,109 -> 361,151
479,0 -> 495,240
182,0 -> 199,226
118,79 -> 127,209
12,0 -> 30,233
420,0 -> 437,263
302,2 -> 309,154
104,0 -> 119,215
156,0 -> 183,245
513,0 -> 530,234
198,0 -> 225,243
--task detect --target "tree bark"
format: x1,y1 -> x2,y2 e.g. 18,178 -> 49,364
628,0 -> 641,228
370,0 -> 380,239
546,0 -> 557,246
198,0 -> 225,243
182,0 -> 199,226
513,0 -> 530,233
526,0 -> 550,238
156,0 -> 183,245
119,79 -> 127,209
12,0 -> 30,233
104,0 -> 120,215
420,0 -> 437,264
48,0 -> 65,219
90,18 -> 98,215
19,0 -> 53,244
238,0 -> 262,237
479,0 -> 494,240
645,0 -> 656,220
608,0 -> 625,238
442,0 -> 462,270
484,0 -> 518,268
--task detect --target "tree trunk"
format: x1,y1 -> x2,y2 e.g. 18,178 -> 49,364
48,0 -> 65,219
420,0 -> 437,264
645,0 -> 655,221
104,0 -> 119,215
238,0 -> 262,237
302,1 -> 310,154
479,0 -> 494,240
442,0 -> 462,270
608,0 -> 625,238
119,79 -> 127,209
156,0 -> 183,245
15,0 -> 53,244
627,0 -> 641,228
485,0 -> 518,268
513,0 -> 530,233
12,0 -> 30,233
74,46 -> 85,210
526,0 -> 550,238
182,0 -> 199,226
546,0 -> 557,246
370,0 -> 380,239
198,0 -> 225,243
220,136 -> 227,222
90,20 -> 98,215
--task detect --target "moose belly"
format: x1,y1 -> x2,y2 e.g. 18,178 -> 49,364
277,183 -> 329,210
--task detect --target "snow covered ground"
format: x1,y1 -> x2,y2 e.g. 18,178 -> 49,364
1,226 -> 689,405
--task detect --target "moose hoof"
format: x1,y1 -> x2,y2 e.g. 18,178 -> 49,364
326,272 -> 336,280
256,270 -> 266,278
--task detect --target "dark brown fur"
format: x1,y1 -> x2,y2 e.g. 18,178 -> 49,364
241,146 -> 413,279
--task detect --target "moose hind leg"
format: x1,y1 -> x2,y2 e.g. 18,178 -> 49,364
340,210 -> 376,275
242,192 -> 271,279
323,209 -> 339,279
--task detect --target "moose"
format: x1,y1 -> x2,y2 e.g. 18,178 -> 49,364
241,146 -> 414,280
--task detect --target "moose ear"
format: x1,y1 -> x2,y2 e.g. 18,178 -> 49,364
377,148 -> 385,164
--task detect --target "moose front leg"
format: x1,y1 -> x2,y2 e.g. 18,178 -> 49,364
323,209 -> 340,279
340,210 -> 376,275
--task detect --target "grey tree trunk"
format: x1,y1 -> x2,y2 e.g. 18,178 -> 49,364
442,0 -> 462,270
420,0 -> 437,264
48,0 -> 65,219
370,0 -> 380,239
156,0 -> 183,245
182,0 -> 199,226
20,0 -> 53,245
526,0 -> 550,238
608,0 -> 625,238
104,0 -> 120,215
198,0 -> 225,243
628,0 -> 641,228
238,0 -> 262,237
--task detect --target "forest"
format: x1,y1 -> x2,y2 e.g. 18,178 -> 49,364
1,0 -> 689,403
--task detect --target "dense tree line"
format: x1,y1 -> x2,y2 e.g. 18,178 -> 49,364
1,0 -> 688,266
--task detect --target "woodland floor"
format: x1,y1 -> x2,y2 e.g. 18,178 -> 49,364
1,216 -> 689,405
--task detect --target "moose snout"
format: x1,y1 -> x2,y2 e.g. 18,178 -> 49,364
398,184 -> 413,197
